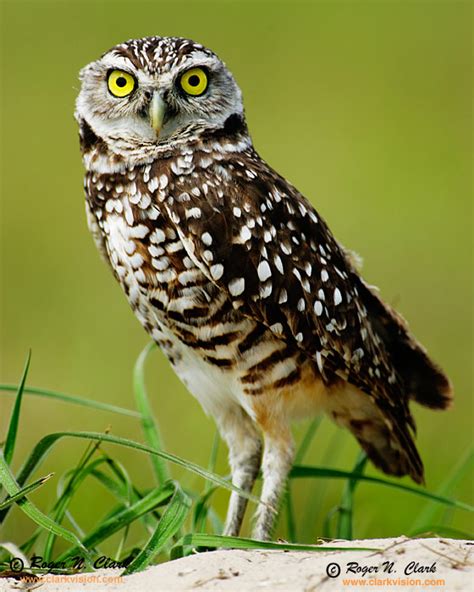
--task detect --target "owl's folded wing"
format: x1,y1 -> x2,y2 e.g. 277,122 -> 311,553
165,157 -> 403,403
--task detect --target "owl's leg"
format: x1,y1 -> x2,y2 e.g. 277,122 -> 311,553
217,407 -> 262,537
252,425 -> 294,541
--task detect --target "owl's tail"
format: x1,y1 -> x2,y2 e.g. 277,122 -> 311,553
339,279 -> 453,485
326,382 -> 426,484
358,279 -> 453,411
354,416 -> 425,484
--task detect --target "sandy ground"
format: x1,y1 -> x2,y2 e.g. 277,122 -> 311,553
1,537 -> 472,592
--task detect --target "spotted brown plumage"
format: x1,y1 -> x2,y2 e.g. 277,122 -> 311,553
76,35 -> 453,541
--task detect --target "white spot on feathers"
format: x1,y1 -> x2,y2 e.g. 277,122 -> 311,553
314,300 -> 323,316
129,225 -> 149,238
148,245 -> 164,257
274,255 -> 284,274
150,229 -> 166,244
186,207 -> 202,219
201,232 -> 213,246
210,263 -> 224,280
270,322 -> 284,334
293,268 -> 302,281
138,194 -> 151,209
259,282 -> 272,298
152,257 -> 170,271
257,261 -> 272,282
147,177 -> 159,192
239,225 -> 252,242
229,277 -> 245,296
316,351 -> 324,374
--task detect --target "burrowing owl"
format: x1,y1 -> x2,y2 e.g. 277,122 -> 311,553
76,36 -> 453,541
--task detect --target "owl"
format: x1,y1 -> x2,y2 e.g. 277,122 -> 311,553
75,36 -> 453,541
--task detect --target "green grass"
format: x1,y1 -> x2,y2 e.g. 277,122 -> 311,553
0,347 -> 472,577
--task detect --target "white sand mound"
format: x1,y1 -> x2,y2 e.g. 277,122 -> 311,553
1,537 -> 472,592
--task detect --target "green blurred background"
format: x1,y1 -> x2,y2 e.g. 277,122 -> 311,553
1,0 -> 472,546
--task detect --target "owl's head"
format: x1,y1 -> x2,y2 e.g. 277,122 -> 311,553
75,36 -> 246,158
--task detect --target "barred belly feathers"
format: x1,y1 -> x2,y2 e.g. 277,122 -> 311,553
76,36 -> 453,540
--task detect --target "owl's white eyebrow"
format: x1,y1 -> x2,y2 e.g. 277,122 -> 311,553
102,54 -> 137,73
178,52 -> 218,71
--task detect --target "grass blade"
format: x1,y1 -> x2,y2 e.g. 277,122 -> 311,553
0,472 -> 54,510
173,533 -> 379,556
193,485 -> 219,533
89,465 -> 131,503
3,351 -> 31,465
0,385 -> 141,418
92,455 -> 162,531
194,430 -> 220,533
206,508 -> 224,535
300,429 -> 344,543
90,479 -> 163,537
337,452 -> 368,539
411,447 -> 474,533
295,417 -> 323,465
323,505 -> 339,539
133,342 -> 170,485
291,465 -> 473,512
0,452 -> 92,565
55,482 -> 176,563
124,482 -> 191,574
286,417 -> 323,542
409,525 -> 474,539
43,437 -> 107,560
285,487 -> 296,542
92,462 -> 145,509
206,431 -> 220,481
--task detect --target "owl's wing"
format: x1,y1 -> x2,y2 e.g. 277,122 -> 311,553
163,150 -> 427,470
165,153 -> 395,394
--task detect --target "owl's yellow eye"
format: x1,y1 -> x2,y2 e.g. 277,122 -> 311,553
180,68 -> 208,96
107,70 -> 136,98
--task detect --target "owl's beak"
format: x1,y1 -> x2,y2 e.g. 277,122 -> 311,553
149,92 -> 166,136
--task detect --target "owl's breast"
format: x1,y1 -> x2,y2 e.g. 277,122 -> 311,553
94,189 -> 237,340
89,196 -> 251,416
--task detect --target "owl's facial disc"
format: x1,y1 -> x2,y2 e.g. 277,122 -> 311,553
76,37 -> 245,156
